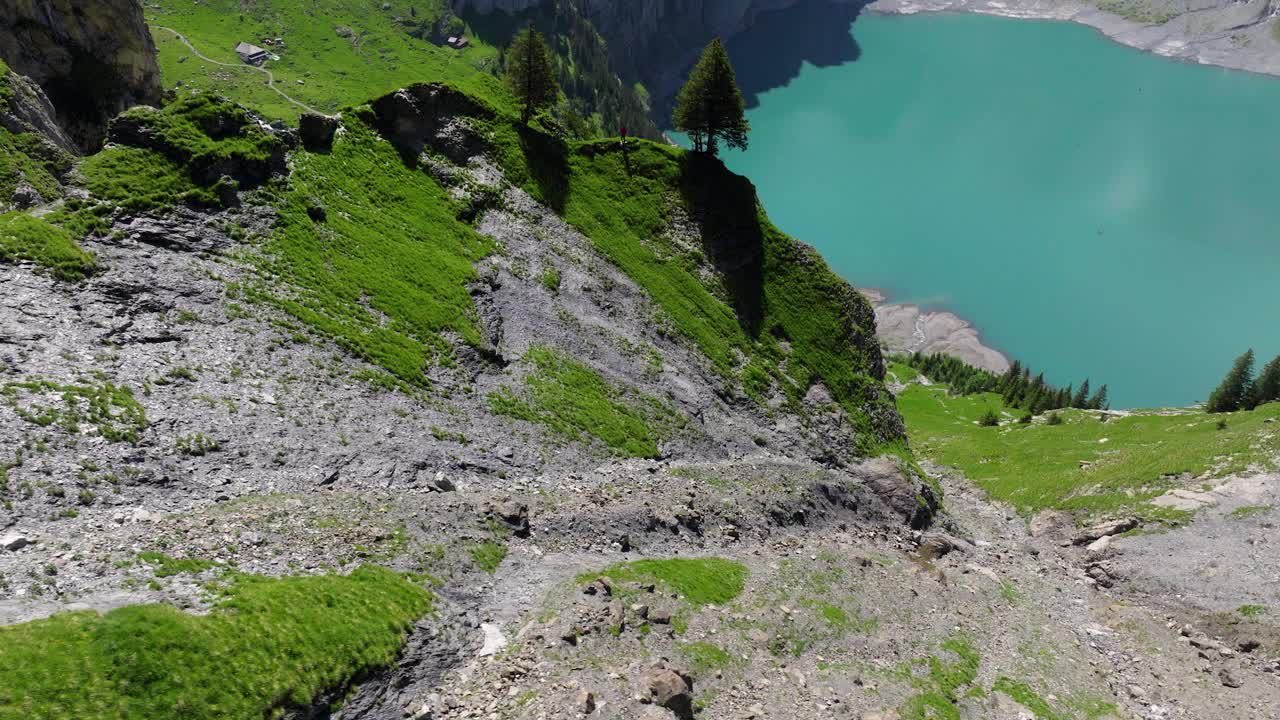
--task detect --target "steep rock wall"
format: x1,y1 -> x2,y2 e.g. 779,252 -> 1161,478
453,0 -> 863,105
0,0 -> 161,151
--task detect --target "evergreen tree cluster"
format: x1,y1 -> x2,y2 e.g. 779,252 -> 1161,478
502,31 -> 752,153
1205,349 -> 1280,413
904,353 -> 1109,414
496,5 -> 659,139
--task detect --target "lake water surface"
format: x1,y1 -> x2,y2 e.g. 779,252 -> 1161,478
720,12 -> 1280,408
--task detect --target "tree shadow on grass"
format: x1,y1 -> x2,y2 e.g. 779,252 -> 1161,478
516,123 -> 570,213
677,152 -> 765,337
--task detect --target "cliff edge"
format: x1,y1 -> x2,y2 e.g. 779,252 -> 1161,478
0,0 -> 161,151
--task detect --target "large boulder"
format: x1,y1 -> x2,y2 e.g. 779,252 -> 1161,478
1072,517 -> 1138,545
299,112 -> 340,151
367,83 -> 493,164
1,531 -> 32,551
638,665 -> 694,719
0,72 -> 77,152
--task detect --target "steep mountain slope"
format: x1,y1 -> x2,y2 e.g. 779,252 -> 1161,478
0,48 -> 949,715
452,0 -> 1280,111
4,5 -> 1280,720
144,0 -> 659,139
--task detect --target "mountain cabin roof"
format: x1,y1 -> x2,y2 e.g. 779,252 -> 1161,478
236,42 -> 268,58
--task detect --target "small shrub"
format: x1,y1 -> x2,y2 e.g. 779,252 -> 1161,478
1046,412 -> 1063,426
539,267 -> 561,292
468,542 -> 507,574
166,367 -> 198,382
1017,412 -> 1032,424
1216,419 -> 1228,431
978,409 -> 1000,427
175,433 -> 220,456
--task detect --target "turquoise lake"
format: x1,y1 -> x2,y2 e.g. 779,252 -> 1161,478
718,12 -> 1280,409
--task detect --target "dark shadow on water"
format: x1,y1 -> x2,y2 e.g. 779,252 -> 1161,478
678,153 -> 765,337
726,0 -> 869,109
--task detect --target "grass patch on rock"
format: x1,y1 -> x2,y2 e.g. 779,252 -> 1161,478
137,552 -> 219,578
1238,604 -> 1267,617
468,541 -> 507,574
528,140 -> 900,453
0,566 -> 433,720
1095,0 -> 1180,25
79,148 -> 202,214
489,346 -> 684,458
1,380 -> 146,443
678,641 -> 739,678
0,128 -> 71,204
0,212 -> 96,281
899,637 -> 982,720
992,677 -> 1072,720
582,558 -> 747,606
244,114 -> 491,385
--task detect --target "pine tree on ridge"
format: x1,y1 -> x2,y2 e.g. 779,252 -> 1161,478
506,24 -> 559,124
672,38 -> 750,156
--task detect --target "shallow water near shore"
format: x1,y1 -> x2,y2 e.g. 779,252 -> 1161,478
721,12 -> 1280,408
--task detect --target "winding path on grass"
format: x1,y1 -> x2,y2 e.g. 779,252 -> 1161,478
152,26 -> 320,116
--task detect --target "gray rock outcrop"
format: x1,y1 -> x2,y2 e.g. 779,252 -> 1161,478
0,71 -> 76,152
0,0 -> 162,151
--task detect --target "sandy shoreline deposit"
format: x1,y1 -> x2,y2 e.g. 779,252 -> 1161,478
867,0 -> 1280,80
861,288 -> 1012,374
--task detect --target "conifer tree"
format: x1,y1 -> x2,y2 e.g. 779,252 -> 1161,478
1245,354 -> 1280,409
1071,380 -> 1090,409
1087,384 -> 1109,411
506,25 -> 559,124
999,361 -> 1023,394
672,38 -> 750,155
1206,349 -> 1255,414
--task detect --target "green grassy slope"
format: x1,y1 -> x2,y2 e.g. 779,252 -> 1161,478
145,0 -> 509,121
488,346 -> 685,458
0,125 -> 68,203
0,61 -> 76,240
891,363 -> 1280,522
0,212 -> 96,280
244,114 -> 492,385
63,81 -> 899,453
0,567 -> 433,720
560,143 -> 899,449
489,133 -> 899,450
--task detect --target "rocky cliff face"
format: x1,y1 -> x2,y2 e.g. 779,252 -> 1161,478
0,0 -> 161,151
454,0 -> 864,105
459,0 -> 1280,116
